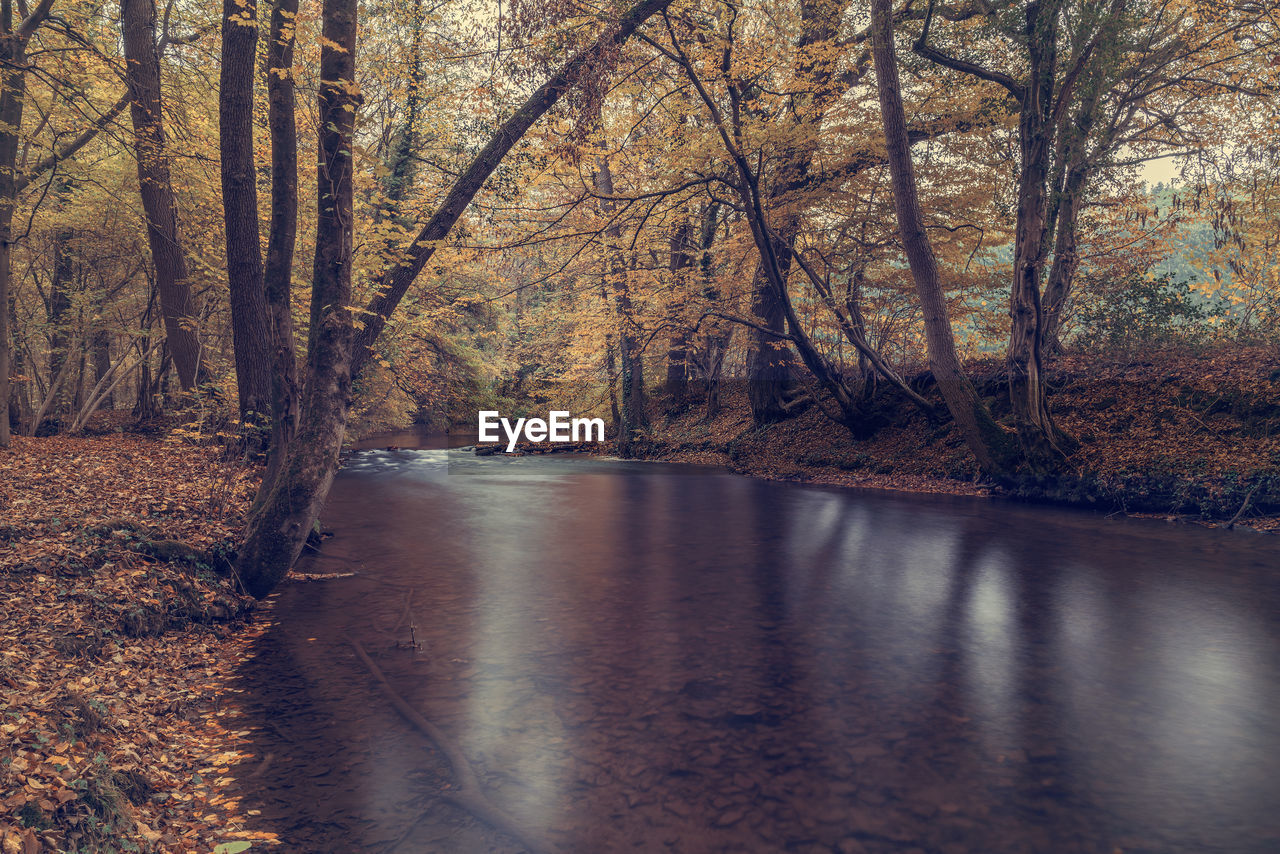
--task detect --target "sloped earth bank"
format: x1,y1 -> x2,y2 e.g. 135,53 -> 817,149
638,348 -> 1280,530
231,447 -> 1280,852
0,437 -> 272,852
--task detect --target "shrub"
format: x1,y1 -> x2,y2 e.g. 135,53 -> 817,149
1070,272 -> 1224,350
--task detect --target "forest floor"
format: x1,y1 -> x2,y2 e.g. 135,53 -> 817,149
634,346 -> 1280,532
0,436 -> 275,854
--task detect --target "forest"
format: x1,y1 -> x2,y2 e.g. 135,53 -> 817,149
2,0 -> 1279,851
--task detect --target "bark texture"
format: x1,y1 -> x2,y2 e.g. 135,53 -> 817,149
120,0 -> 204,389
237,0 -> 358,598
745,253 -> 797,423
0,1 -> 55,445
257,0 -> 302,500
220,0 -> 272,422
663,221 -> 694,402
47,229 -> 75,417
1006,0 -> 1063,462
1042,159 -> 1087,352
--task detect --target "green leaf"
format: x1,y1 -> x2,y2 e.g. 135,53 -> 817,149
214,843 -> 253,854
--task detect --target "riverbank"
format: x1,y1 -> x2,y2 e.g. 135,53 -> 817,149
632,347 -> 1280,532
0,437 -> 274,853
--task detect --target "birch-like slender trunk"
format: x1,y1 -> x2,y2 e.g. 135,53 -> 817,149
870,0 -> 1015,475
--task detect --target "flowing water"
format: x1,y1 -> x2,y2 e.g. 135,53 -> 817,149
233,442 -> 1280,853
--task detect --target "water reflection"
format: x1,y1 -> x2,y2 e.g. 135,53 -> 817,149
234,452 -> 1280,852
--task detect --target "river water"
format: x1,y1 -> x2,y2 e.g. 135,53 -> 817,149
233,445 -> 1280,853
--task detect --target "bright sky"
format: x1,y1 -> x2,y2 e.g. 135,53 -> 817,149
1138,155 -> 1183,188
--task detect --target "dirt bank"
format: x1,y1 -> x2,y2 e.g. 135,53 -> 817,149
632,347 -> 1280,531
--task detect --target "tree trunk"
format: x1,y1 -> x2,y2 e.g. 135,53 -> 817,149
133,281 -> 161,420
870,0 -> 1015,476
256,0 -> 302,504
663,220 -> 694,402
221,0 -> 272,424
120,0 -> 204,390
1006,0 -> 1064,463
0,211 -> 9,443
7,290 -> 31,433
0,210 -> 11,444
92,329 -> 113,410
618,324 -> 648,455
605,332 -> 620,429
1042,159 -> 1087,353
237,0 -> 359,598
745,249 -> 798,423
664,332 -> 688,401
595,154 -> 648,457
47,229 -> 74,422
690,200 -> 729,418
0,1 -> 50,445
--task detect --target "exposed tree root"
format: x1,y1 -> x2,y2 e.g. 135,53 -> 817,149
1227,482 -> 1261,530
348,638 -> 551,854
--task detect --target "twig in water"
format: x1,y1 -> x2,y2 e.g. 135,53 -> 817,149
348,637 -> 551,854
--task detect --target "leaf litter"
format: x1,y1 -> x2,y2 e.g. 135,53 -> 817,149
0,436 -> 278,852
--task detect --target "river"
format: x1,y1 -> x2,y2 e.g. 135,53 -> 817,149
232,442 -> 1280,853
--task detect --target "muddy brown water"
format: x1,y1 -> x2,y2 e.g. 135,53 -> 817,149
233,439 -> 1280,853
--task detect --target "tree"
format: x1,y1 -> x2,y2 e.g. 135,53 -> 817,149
258,0 -> 302,497
655,7 -> 942,436
1039,1 -> 1280,351
220,0 -> 272,425
913,0 -> 1279,461
595,152 -> 649,454
0,0 -> 56,447
870,0 -> 1015,474
741,0 -> 853,424
120,0 -> 204,391
914,0 -> 1082,462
